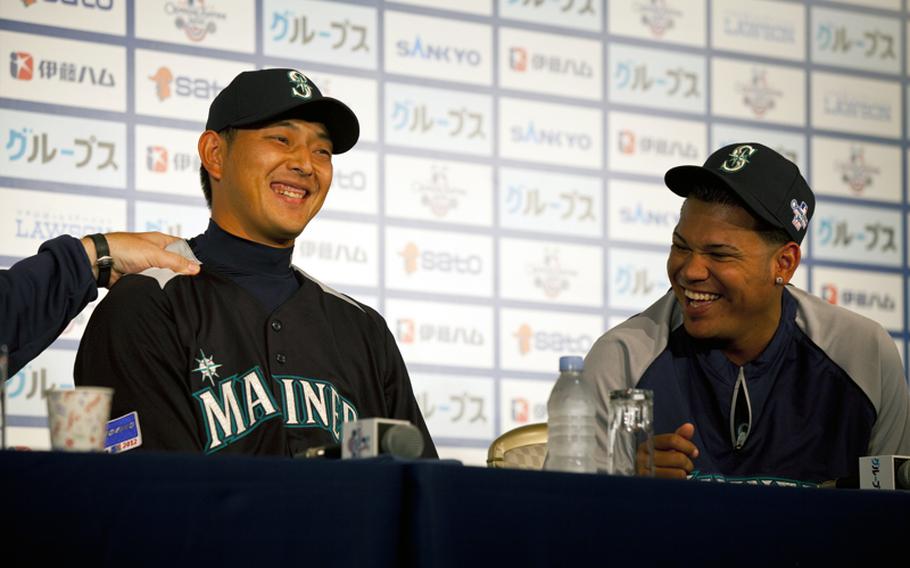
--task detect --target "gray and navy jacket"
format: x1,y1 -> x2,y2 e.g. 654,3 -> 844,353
583,286 -> 910,484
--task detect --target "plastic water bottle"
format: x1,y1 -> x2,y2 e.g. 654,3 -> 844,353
543,355 -> 596,473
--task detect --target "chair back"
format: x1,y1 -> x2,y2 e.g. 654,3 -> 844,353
487,423 -> 548,470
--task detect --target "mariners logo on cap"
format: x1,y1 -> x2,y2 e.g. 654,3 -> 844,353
790,199 -> 809,232
288,70 -> 314,100
720,144 -> 757,173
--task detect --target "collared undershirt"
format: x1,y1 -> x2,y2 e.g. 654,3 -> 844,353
188,219 -> 301,314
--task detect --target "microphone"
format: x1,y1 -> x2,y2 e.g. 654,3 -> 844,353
859,455 -> 910,490
341,418 -> 425,459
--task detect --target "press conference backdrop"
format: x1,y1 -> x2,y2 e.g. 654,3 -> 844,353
2,0 -> 909,465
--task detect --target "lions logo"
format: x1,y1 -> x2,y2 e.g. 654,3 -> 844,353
287,71 -> 313,99
720,145 -> 757,173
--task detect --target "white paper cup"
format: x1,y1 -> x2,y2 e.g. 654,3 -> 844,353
46,387 -> 114,452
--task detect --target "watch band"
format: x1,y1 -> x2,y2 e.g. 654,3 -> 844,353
88,233 -> 113,287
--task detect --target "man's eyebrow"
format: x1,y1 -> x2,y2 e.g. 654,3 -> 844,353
672,231 -> 741,252
266,121 -> 332,143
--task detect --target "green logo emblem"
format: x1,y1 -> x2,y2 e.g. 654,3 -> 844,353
720,144 -> 757,173
288,70 -> 313,99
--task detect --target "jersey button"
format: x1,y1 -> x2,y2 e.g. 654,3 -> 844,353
275,353 -> 287,364
271,320 -> 282,332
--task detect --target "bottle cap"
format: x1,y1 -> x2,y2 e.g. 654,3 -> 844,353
559,355 -> 584,372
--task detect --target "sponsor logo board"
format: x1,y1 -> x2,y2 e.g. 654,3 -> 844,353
385,11 -> 492,86
264,0 -> 377,70
1,0 -> 125,35
134,124 -> 203,198
711,58 -> 805,127
712,0 -> 805,62
385,227 -> 493,297
811,137 -> 900,203
499,308 -> 602,373
135,49 -> 247,122
321,148 -> 379,215
811,6 -> 901,75
608,42 -> 706,114
811,202 -> 902,267
500,27 -> 602,100
4,349 -> 76,419
1,31 -> 126,112
499,0 -> 602,32
0,108 -> 126,188
499,167 -> 603,238
385,82 -> 492,156
134,200 -> 209,239
811,71 -> 901,139
831,0 -> 899,8
609,248 -> 671,311
411,374 -> 494,440
608,0 -> 705,47
607,179 -> 681,246
393,0 -> 490,15
499,238 -> 603,307
0,187 -> 126,257
608,111 -> 706,176
293,218 -> 378,288
385,154 -> 493,226
500,378 -> 555,433
812,266 -> 902,332
135,0 -> 254,53
385,298 -> 493,368
499,97 -> 602,169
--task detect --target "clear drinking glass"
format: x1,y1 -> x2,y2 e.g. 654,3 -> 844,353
606,389 -> 654,477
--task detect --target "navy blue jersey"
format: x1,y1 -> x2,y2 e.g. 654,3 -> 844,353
74,237 -> 436,458
584,287 -> 910,484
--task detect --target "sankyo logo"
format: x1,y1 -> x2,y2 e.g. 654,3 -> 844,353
720,145 -> 757,173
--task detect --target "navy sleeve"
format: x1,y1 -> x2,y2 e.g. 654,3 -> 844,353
1,235 -> 97,375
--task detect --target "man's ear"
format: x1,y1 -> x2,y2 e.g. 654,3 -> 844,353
775,241 -> 802,284
198,130 -> 225,183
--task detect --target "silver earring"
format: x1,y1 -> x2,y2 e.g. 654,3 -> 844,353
775,276 -> 784,285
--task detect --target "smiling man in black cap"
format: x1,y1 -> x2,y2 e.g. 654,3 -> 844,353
74,69 -> 436,458
584,143 -> 910,485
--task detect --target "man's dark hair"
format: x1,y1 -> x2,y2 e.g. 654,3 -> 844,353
686,184 -> 792,248
199,128 -> 236,209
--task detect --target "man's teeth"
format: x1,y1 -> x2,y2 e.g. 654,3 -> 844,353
684,289 -> 721,302
275,186 -> 306,198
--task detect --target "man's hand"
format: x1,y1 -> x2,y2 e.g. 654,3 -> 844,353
81,232 -> 201,287
643,422 -> 700,479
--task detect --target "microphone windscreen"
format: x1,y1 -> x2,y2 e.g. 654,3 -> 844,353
898,459 -> 910,489
381,423 -> 424,459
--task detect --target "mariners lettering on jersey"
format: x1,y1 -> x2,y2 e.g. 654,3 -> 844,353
193,367 -> 282,453
276,375 -> 358,441
192,367 -> 359,453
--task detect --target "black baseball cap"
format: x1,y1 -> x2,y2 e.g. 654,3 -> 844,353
205,68 -> 359,154
664,142 -> 815,244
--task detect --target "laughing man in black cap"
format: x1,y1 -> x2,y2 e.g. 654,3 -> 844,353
75,69 -> 436,458
583,143 -> 910,485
